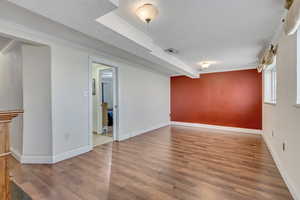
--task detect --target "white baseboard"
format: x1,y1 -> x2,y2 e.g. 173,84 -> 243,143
262,134 -> 299,200
21,155 -> 53,164
11,148 -> 52,164
11,122 -> 169,163
117,133 -> 131,141
13,145 -> 92,164
52,145 -> 92,164
171,121 -> 262,134
131,122 -> 170,137
10,148 -> 22,162
117,122 -> 170,141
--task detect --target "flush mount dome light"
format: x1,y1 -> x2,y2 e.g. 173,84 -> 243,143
136,3 -> 159,24
198,61 -> 217,69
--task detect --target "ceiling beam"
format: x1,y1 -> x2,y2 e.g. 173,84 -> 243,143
199,65 -> 257,74
97,12 -> 200,78
109,0 -> 119,7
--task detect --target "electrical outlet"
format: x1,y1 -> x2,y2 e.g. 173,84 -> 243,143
272,130 -> 275,137
282,142 -> 286,152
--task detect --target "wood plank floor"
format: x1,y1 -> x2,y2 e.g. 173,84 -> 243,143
10,126 -> 293,200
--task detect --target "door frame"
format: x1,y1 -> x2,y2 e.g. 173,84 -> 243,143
88,56 -> 119,147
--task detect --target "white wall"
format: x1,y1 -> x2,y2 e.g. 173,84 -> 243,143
263,31 -> 300,199
22,45 -> 52,157
0,43 -> 53,161
51,44 -> 170,157
0,44 -> 23,155
48,34 -> 170,158
118,66 -> 170,140
0,2 -> 170,163
51,44 -> 90,156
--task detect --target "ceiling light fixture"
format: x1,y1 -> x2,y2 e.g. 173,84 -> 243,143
198,61 -> 217,69
136,3 -> 159,24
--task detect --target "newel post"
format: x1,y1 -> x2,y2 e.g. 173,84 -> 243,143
0,110 -> 23,200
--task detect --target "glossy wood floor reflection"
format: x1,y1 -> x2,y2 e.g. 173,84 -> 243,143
10,126 -> 293,200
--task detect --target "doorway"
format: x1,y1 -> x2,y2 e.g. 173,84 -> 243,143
90,61 -> 117,147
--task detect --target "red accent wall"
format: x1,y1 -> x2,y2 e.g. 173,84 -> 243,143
171,69 -> 262,130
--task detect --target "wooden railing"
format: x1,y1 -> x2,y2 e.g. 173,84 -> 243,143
0,110 -> 23,200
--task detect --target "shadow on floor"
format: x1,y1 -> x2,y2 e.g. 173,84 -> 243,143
11,182 -> 31,200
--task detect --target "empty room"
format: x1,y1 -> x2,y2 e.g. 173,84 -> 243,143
0,0 -> 300,199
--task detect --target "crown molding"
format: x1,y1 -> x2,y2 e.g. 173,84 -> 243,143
199,65 -> 257,74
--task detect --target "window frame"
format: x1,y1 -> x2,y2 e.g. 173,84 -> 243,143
295,31 -> 300,107
264,58 -> 277,105
297,35 -> 300,106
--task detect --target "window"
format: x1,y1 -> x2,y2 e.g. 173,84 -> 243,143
264,58 -> 277,104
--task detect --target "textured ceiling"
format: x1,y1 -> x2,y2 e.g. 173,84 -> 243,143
117,0 -> 284,72
7,0 -> 285,75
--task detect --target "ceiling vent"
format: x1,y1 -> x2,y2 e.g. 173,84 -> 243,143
164,48 -> 179,55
